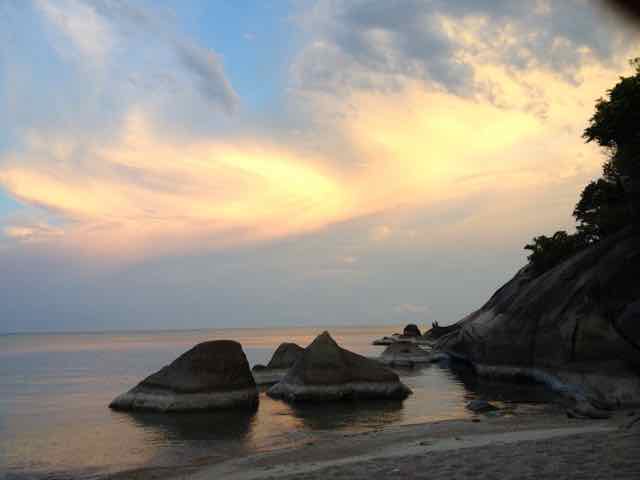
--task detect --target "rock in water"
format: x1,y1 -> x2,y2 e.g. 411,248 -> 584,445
267,331 -> 412,402
403,324 -> 422,337
109,340 -> 258,412
372,336 -> 397,346
379,342 -> 434,367
252,343 -> 304,385
267,343 -> 305,369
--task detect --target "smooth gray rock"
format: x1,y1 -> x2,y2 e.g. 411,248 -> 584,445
435,227 -> 640,408
110,340 -> 258,412
616,300 -> 640,351
379,342 -> 434,367
268,331 -> 411,402
252,343 -> 305,385
266,343 -> 304,369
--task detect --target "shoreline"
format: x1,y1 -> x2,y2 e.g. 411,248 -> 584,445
106,407 -> 640,479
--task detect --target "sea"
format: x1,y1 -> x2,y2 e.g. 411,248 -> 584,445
0,326 -> 556,479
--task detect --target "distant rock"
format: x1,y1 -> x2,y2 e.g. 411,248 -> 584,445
466,400 -> 498,413
252,342 -> 304,385
372,336 -> 397,346
109,340 -> 258,412
268,331 -> 412,402
379,342 -> 434,367
403,324 -> 422,337
435,227 -> 640,411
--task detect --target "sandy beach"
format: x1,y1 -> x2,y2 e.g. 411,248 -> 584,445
107,407 -> 640,480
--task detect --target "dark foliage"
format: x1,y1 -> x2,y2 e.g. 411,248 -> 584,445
524,231 -> 588,275
525,59 -> 640,274
573,178 -> 628,242
583,58 -> 640,182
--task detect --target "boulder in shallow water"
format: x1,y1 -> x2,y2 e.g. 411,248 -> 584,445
267,331 -> 411,402
252,342 -> 304,385
267,342 -> 304,369
109,340 -> 258,412
372,336 -> 397,346
379,342 -> 434,367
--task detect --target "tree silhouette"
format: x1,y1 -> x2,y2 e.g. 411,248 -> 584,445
524,59 -> 640,274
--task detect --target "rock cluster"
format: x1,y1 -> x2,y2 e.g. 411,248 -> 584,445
268,331 -> 412,402
378,342 -> 434,367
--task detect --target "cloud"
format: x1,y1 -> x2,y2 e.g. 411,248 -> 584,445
291,0 -> 638,96
34,0 -> 238,113
173,41 -> 238,114
36,0 -> 114,66
0,57 -> 618,260
0,110 -> 353,258
395,303 -> 430,315
3,222 -> 64,243
1,1 -> 639,264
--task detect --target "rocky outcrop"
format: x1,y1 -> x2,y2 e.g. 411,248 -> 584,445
423,321 -> 461,343
110,340 -> 258,412
435,227 -> 640,414
268,331 -> 411,402
378,342 -> 435,367
252,343 -> 304,385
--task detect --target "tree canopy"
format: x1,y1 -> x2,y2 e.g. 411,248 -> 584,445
583,58 -> 640,182
524,58 -> 639,275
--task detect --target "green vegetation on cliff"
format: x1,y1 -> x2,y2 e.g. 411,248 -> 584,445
526,58 -> 640,275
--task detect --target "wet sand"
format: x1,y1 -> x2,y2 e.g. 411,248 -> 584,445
109,408 -> 640,479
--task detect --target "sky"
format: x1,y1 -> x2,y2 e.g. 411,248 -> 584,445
0,0 -> 639,333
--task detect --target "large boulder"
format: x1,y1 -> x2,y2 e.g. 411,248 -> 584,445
252,342 -> 304,385
379,342 -> 434,367
402,324 -> 422,337
435,227 -> 640,408
109,340 -> 258,412
268,331 -> 411,402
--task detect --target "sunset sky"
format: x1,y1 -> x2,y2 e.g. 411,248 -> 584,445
1,1 -> 639,332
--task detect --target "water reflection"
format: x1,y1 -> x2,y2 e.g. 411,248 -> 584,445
3,328 -> 562,479
119,408 -> 258,444
446,364 -> 560,406
287,399 -> 404,431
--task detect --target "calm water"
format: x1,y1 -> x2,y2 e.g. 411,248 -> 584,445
0,326 -> 555,479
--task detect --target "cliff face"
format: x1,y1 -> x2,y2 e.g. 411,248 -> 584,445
436,228 -> 640,371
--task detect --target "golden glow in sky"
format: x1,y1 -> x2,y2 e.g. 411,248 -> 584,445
0,1 -> 638,261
